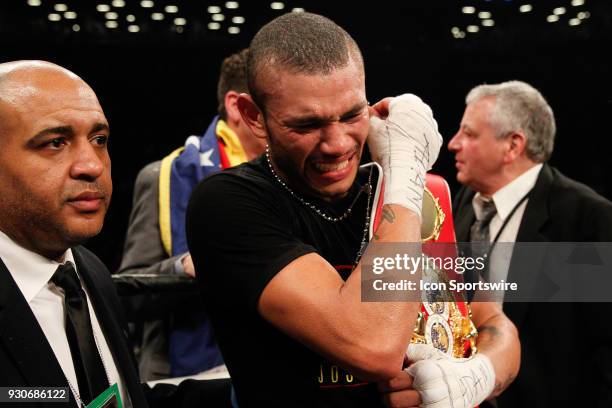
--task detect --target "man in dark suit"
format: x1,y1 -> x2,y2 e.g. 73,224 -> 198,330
449,80 -> 612,407
0,61 -> 223,408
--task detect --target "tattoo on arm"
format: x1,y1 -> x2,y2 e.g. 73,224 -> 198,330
373,205 -> 396,241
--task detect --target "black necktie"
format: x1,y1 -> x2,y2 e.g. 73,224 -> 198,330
51,262 -> 108,404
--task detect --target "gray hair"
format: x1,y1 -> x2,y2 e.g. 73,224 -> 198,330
466,80 -> 556,162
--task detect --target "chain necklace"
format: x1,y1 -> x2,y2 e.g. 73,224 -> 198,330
265,145 -> 373,266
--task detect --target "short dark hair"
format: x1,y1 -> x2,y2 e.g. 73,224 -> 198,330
247,12 -> 364,111
217,48 -> 249,120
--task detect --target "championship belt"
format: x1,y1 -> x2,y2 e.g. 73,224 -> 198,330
368,166 -> 477,359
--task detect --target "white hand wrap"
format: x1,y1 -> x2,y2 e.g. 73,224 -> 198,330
368,94 -> 443,218
406,343 -> 496,408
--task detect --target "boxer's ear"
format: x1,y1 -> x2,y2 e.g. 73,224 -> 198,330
237,93 -> 267,139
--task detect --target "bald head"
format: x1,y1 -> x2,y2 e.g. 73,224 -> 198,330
0,61 -> 98,139
0,60 -> 111,260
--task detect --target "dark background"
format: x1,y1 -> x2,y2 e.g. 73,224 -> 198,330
2,0 -> 610,270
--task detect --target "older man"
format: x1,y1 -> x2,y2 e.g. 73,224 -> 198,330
449,80 -> 612,407
187,13 -> 519,407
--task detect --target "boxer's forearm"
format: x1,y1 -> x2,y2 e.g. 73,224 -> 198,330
473,307 -> 520,397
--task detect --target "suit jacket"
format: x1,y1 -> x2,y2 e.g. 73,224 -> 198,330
0,246 -> 148,408
454,164 -> 612,407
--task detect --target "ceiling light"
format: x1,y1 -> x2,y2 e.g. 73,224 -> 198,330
553,7 -> 566,15
105,12 -> 118,20
478,11 -> 491,19
54,4 -> 68,12
126,14 -> 136,22
207,6 -> 221,13
174,17 -> 186,26
569,18 -> 581,26
140,0 -> 154,8
232,16 -> 245,24
270,2 -> 285,10
467,25 -> 479,33
571,0 -> 584,6
462,6 -> 476,14
292,7 -> 305,12
152,13 -> 164,20
208,22 -> 221,30
105,20 -> 118,28
48,13 -> 61,21
579,11 -> 590,19
519,4 -> 533,13
128,24 -> 140,32
546,14 -> 559,22
451,26 -> 460,34
212,14 -> 225,21
96,4 -> 111,12
482,19 -> 494,26
112,0 -> 125,6
165,5 -> 178,13
72,24 -> 80,31
64,11 -> 77,19
27,0 -> 42,6
225,1 -> 239,9
228,26 -> 240,34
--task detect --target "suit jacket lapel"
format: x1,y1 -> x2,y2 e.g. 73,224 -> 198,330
504,165 -> 553,326
0,258 -> 77,407
453,186 -> 476,243
73,247 -> 148,408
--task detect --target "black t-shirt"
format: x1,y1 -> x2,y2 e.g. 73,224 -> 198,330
186,156 -> 384,407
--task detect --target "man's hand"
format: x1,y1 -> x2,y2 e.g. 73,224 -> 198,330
404,344 -> 495,408
182,254 -> 195,278
368,94 -> 443,218
378,370 -> 421,408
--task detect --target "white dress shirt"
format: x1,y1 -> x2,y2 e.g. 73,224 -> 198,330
472,164 -> 543,287
0,230 -> 130,407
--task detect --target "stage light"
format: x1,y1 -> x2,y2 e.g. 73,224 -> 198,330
152,13 -> 164,20
48,13 -> 61,21
174,17 -> 186,26
232,16 -> 245,24
64,11 -> 77,19
547,14 -> 559,22
571,0 -> 584,6
72,24 -> 80,31
228,26 -> 240,34
54,4 -> 68,12
553,7 -> 566,15
208,22 -> 221,30
226,2 -> 239,9
292,8 -> 305,12
462,6 -> 476,14
478,11 -> 491,19
106,12 -> 118,20
126,14 -> 136,22
105,20 -> 118,28
208,6 -> 221,13
212,14 -> 225,21
112,0 -> 125,7
27,0 -> 42,6
467,25 -> 479,33
569,18 -> 581,26
96,4 -> 111,12
271,2 -> 285,10
128,24 -> 140,32
141,1 -> 154,8
519,4 -> 532,13
165,5 -> 178,13
482,19 -> 494,26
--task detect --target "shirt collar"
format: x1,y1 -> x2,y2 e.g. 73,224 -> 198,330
473,163 -> 543,222
0,229 -> 74,303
